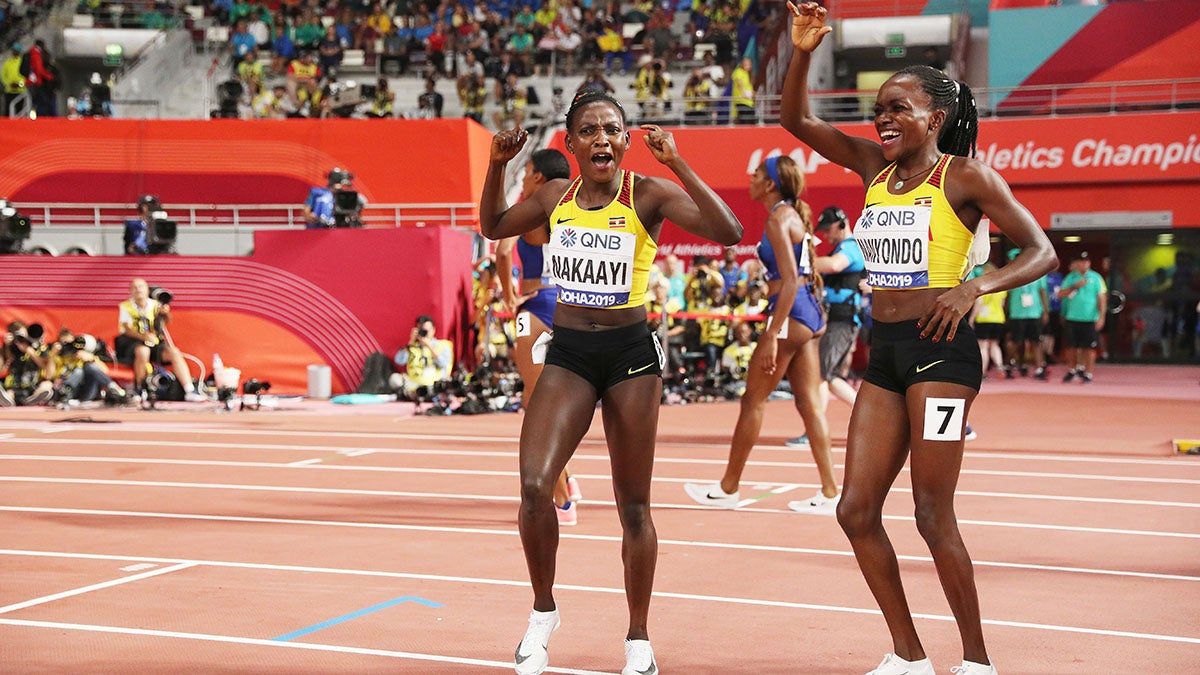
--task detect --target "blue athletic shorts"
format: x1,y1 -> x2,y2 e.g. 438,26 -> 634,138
767,284 -> 826,335
518,287 -> 558,329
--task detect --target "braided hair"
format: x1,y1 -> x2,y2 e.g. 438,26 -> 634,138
565,89 -> 626,132
894,65 -> 978,158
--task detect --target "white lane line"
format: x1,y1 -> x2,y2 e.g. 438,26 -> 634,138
3,476 -> 1199,539
2,550 -> 1197,645
2,508 -> 1197,583
3,455 -> 1197,509
0,618 -> 610,674
2,421 -> 1198,467
0,562 -> 195,615
5,440 -> 1199,485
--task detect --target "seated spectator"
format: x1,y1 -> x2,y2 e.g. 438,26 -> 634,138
252,83 -> 292,118
270,24 -> 297,75
392,314 -> 455,397
597,19 -> 631,75
2,320 -> 54,406
237,49 -> 265,101
507,23 -> 535,74
293,10 -> 325,51
230,19 -> 258,67
73,72 -> 113,118
427,21 -> 450,76
114,278 -> 204,402
366,77 -> 395,118
317,25 -> 344,74
247,8 -> 272,50
416,77 -> 443,118
286,51 -> 322,114
357,2 -> 391,51
48,327 -> 125,404
334,6 -> 358,49
381,22 -> 410,74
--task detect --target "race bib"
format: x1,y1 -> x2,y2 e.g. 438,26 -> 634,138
923,397 -> 966,442
856,205 -> 931,289
547,226 -> 637,308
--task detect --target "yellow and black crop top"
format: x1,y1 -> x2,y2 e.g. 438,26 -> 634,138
855,154 -> 974,290
545,170 -> 657,310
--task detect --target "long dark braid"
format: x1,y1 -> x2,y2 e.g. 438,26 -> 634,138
773,156 -> 825,302
565,89 -> 626,131
895,65 -> 979,158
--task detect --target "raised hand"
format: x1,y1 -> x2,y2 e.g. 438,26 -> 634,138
640,124 -> 679,165
490,128 -> 529,164
787,1 -> 832,53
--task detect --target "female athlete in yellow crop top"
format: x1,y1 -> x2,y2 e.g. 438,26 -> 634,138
783,4 -> 1057,675
480,90 -> 742,675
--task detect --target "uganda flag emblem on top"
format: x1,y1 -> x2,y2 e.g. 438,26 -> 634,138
913,196 -> 932,207
609,216 -> 626,229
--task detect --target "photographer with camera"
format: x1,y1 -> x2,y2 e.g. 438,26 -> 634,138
303,167 -> 366,229
48,327 -> 126,404
124,195 -> 177,255
114,278 -> 204,403
392,314 -> 454,398
2,320 -> 55,406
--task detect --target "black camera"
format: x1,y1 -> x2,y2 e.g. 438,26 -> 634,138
0,200 -> 32,254
332,189 -> 362,228
243,379 -> 271,396
417,328 -> 430,338
149,285 -> 173,305
145,211 -> 177,253
59,334 -> 99,357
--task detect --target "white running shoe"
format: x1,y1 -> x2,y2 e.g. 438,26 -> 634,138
787,491 -> 840,515
566,475 -> 582,502
556,500 -> 577,527
683,482 -> 739,509
621,639 -> 657,675
951,660 -> 997,675
514,608 -> 560,675
865,653 -> 935,675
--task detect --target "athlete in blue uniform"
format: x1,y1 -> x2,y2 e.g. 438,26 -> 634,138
783,5 -> 1057,675
684,154 -> 840,514
494,149 -> 581,526
481,90 -> 742,675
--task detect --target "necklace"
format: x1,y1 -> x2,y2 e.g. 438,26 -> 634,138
893,158 -> 940,190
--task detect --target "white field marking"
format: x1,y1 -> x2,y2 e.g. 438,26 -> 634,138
2,420 -> 1197,468
2,454 -> 1199,510
0,562 -> 194,615
0,618 -> 611,675
3,550 -> 1199,645
4,475 -> 1200,538
2,507 -> 1198,583
6,438 -> 1200,484
120,563 -> 158,572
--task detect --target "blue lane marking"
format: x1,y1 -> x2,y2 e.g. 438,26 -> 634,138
271,596 -> 443,642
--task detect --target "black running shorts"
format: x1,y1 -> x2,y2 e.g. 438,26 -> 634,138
864,319 -> 982,393
545,322 -> 665,395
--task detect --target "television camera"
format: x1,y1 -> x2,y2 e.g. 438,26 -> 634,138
0,199 -> 32,254
324,78 -> 369,118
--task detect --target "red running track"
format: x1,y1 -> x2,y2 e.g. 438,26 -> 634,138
1,363 -> 1197,673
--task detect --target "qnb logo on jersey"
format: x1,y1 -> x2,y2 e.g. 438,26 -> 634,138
873,210 -> 918,228
558,227 -> 578,247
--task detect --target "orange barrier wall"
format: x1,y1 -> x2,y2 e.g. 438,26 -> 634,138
0,228 -> 475,395
0,118 -> 494,215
